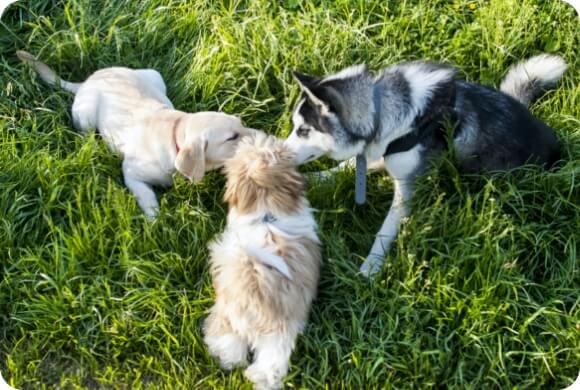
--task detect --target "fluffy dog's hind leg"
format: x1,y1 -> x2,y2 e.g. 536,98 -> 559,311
203,308 -> 248,369
245,332 -> 295,390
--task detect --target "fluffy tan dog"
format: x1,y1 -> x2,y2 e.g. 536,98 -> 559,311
203,134 -> 321,390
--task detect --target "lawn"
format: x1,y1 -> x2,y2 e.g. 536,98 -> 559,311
1,0 -> 579,388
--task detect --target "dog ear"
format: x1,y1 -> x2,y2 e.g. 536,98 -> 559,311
292,71 -> 319,88
292,71 -> 329,110
175,138 -> 207,183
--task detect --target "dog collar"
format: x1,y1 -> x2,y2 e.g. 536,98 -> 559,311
262,212 -> 277,224
172,117 -> 182,154
174,130 -> 180,153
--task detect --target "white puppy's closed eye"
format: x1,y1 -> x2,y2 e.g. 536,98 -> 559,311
226,132 -> 240,142
175,138 -> 207,182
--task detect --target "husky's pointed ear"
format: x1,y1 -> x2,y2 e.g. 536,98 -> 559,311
292,71 -> 319,88
175,138 -> 207,183
292,71 -> 329,109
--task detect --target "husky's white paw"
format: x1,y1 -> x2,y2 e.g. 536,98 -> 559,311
359,255 -> 384,277
244,363 -> 283,390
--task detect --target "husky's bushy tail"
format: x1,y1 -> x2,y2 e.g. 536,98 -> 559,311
16,50 -> 81,93
500,54 -> 567,107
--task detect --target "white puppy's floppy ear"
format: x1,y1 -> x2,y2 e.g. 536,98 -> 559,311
175,138 -> 207,183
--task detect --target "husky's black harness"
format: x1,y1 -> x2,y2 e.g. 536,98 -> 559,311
383,81 -> 457,156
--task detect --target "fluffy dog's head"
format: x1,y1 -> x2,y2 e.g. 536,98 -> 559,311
224,133 -> 305,214
174,112 -> 259,182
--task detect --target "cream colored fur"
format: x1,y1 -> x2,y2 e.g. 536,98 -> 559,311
203,134 -> 321,390
17,50 -> 257,218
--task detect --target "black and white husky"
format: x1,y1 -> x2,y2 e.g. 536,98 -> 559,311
284,54 -> 567,276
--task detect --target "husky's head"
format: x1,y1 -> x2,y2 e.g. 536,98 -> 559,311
284,65 -> 377,165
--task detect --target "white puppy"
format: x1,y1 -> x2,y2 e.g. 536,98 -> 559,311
17,50 -> 256,218
203,134 -> 321,390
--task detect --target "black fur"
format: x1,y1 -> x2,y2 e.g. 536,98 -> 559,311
452,81 -> 560,171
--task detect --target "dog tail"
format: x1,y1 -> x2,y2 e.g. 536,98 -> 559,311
500,54 -> 567,107
16,50 -> 81,94
244,245 -> 292,280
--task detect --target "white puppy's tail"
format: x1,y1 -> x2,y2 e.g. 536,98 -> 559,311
16,50 -> 81,94
500,54 -> 567,107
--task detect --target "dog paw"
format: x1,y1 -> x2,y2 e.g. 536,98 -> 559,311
359,256 -> 384,277
204,334 -> 248,370
244,364 -> 283,390
143,207 -> 158,219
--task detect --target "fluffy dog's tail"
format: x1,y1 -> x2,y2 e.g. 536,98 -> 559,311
244,245 -> 292,280
500,54 -> 567,107
16,50 -> 81,94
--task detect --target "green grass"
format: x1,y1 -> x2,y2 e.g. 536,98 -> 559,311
1,0 -> 579,388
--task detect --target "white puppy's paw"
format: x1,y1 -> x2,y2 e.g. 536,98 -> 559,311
204,334 -> 248,370
244,363 -> 283,390
359,255 -> 384,277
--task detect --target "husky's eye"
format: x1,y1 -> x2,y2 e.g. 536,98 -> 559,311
226,133 -> 240,141
296,126 -> 310,138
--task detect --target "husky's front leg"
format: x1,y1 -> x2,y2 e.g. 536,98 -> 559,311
360,178 -> 413,276
360,146 -> 422,276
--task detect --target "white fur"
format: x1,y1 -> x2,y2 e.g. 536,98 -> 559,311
244,332 -> 297,390
204,332 -> 248,369
396,63 -> 455,115
18,51 -> 254,218
500,54 -> 568,106
322,64 -> 367,82
360,144 -> 423,276
286,99 -> 364,164
245,246 -> 292,279
206,186 -> 320,389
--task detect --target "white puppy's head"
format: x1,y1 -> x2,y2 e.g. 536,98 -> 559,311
174,112 -> 259,182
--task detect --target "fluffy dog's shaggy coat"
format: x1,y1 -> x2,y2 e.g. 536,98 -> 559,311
203,134 -> 321,390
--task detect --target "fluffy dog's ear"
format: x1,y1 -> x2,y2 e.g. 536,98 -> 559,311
175,138 -> 207,183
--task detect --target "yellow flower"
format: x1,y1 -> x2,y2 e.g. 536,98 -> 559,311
468,2 -> 477,10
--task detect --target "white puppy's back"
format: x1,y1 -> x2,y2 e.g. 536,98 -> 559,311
72,67 -> 174,150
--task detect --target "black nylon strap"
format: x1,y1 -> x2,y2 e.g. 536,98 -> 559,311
384,81 -> 456,156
